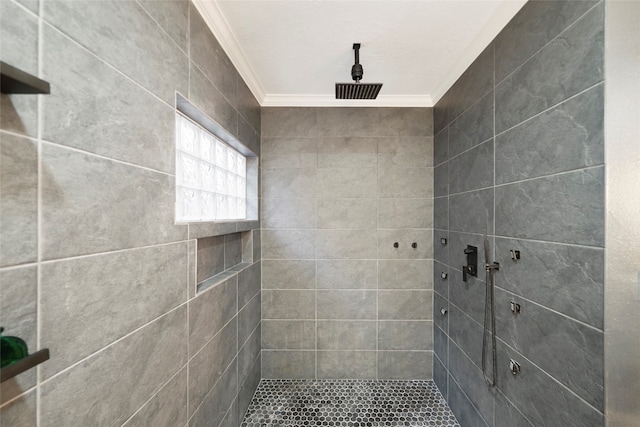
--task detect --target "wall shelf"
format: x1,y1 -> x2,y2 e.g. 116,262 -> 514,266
1,61 -> 50,94
0,349 -> 50,382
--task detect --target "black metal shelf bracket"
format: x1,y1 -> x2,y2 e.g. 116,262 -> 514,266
1,61 -> 50,94
0,349 -> 50,382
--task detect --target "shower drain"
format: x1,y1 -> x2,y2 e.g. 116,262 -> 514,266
241,379 -> 460,426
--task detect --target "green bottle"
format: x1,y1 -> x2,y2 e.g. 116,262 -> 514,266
0,327 -> 29,368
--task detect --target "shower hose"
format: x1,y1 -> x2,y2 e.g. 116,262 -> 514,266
482,233 -> 498,387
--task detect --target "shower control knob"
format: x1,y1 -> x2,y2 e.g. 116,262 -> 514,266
393,242 -> 399,248
412,242 -> 418,249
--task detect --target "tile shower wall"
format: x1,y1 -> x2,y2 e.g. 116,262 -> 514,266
433,1 -> 605,426
261,107 -> 435,380
0,1 -> 261,426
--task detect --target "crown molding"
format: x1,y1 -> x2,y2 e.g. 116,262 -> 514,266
262,94 -> 434,108
430,0 -> 527,104
192,0 -> 267,103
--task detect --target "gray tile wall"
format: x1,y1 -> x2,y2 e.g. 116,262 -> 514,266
0,1 -> 261,425
433,1 -> 604,426
261,107 -> 434,380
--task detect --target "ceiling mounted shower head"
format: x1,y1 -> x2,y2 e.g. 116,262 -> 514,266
335,43 -> 383,100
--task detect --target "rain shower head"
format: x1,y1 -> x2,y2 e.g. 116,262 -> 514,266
335,43 -> 383,100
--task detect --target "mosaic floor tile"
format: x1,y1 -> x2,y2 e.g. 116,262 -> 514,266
241,379 -> 460,426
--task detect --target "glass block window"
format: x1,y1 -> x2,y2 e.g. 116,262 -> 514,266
176,113 -> 247,221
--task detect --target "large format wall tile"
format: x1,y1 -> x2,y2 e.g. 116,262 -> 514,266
188,319 -> 237,416
378,137 -> 433,168
447,376 -> 490,427
378,351 -> 432,380
495,167 -> 604,246
1,0 -> 38,76
189,278 -> 237,356
262,260 -> 316,289
495,3 -> 604,133
261,138 -> 317,169
40,243 -> 187,378
189,64 -> 238,138
317,167 -> 377,198
495,238 -> 604,329
40,306 -> 187,426
262,320 -> 315,349
238,292 -> 261,346
496,341 -> 603,427
378,260 -> 432,290
378,108 -> 433,137
43,0 -> 188,104
434,128 -> 448,166
0,134 -> 37,267
317,137 -> 377,168
0,390 -> 37,427
448,139 -> 494,194
189,358 -> 238,427
42,25 -> 175,173
495,289 -> 604,410
448,343 -> 494,424
316,108 -> 379,137
196,236 -> 224,283
138,0 -> 189,52
318,199 -> 377,229
378,198 -> 432,229
262,290 -> 315,319
0,266 -> 37,404
378,166 -> 432,198
378,290 -> 432,320
378,321 -> 432,350
317,320 -> 376,350
448,91 -> 494,159
190,7 -> 238,106
317,260 -> 377,289
496,84 -> 604,184
449,188 -> 494,234
237,78 -> 261,134
262,351 -> 315,379
262,168 -> 317,199
317,290 -> 376,319
122,368 -> 188,427
317,351 -> 376,379
448,304 -> 484,368
446,45 -> 494,122
262,108 -> 317,138
261,229 -> 316,259
41,144 -> 187,259
317,229 -> 377,259
494,0 -> 599,82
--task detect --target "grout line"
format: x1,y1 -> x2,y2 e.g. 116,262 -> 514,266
39,139 -> 175,177
38,240 -> 190,266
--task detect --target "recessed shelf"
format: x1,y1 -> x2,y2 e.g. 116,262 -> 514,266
0,349 -> 50,382
1,61 -> 50,94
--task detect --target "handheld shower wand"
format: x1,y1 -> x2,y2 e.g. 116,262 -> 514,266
482,232 -> 499,387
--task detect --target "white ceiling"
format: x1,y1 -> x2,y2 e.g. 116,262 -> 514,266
193,0 -> 527,107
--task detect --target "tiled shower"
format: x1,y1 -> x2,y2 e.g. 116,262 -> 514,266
0,0 -> 636,426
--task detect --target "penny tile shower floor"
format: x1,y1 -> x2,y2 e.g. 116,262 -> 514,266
241,379 -> 460,427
